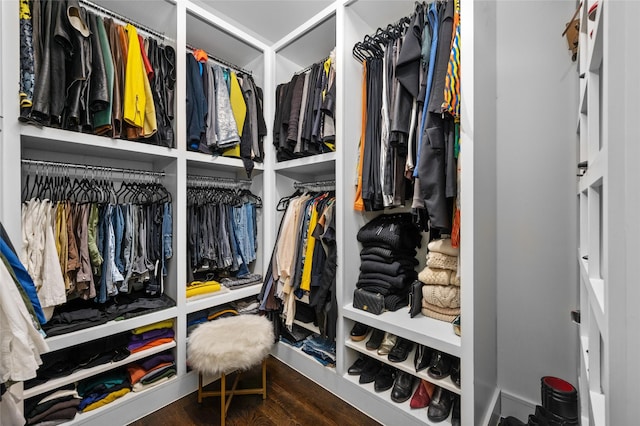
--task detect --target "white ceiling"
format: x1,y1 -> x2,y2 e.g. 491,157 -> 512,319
190,0 -> 334,45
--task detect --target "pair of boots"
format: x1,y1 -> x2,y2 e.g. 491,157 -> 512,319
500,405 -> 579,426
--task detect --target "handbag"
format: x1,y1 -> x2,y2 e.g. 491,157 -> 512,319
353,288 -> 385,315
409,280 -> 424,318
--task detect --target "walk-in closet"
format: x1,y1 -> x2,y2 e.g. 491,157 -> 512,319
2,0 -> 639,425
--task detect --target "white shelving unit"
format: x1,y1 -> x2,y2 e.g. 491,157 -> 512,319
0,0 -> 529,424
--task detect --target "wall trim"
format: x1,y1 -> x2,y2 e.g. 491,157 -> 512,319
500,389 -> 537,423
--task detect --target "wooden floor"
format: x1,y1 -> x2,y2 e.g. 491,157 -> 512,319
129,356 -> 380,426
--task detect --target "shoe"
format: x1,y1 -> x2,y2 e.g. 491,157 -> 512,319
390,371 -> 416,403
499,417 -> 527,426
377,333 -> 397,356
450,359 -> 460,387
410,379 -> 435,409
359,358 -> 382,384
451,395 -> 461,426
452,315 -> 461,336
366,328 -> 385,350
427,386 -> 453,422
350,322 -> 370,341
348,356 -> 367,376
388,338 -> 414,363
428,351 -> 453,380
374,364 -> 396,392
414,344 -> 433,372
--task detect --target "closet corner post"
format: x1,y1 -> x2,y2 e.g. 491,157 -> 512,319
261,48 -> 277,262
174,0 -> 187,153
0,0 -> 21,241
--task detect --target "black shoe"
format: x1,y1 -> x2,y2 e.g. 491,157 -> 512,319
450,359 -> 461,387
427,386 -> 453,422
499,416 -> 527,426
350,322 -> 370,342
390,371 -> 416,403
348,356 -> 367,376
366,328 -> 385,350
388,338 -> 414,363
374,365 -> 396,392
359,358 -> 382,384
428,351 -> 453,380
414,344 -> 433,372
451,395 -> 461,426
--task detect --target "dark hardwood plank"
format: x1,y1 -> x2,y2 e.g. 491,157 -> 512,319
129,356 -> 380,426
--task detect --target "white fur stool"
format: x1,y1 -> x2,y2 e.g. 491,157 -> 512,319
187,314 -> 274,426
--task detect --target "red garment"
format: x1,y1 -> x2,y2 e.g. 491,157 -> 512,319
130,338 -> 174,354
138,35 -> 154,79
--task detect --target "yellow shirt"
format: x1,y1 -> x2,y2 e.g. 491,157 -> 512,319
82,388 -> 130,412
132,319 -> 174,335
300,201 -> 319,291
123,24 -> 145,129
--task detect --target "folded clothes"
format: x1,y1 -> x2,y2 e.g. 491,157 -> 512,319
422,285 -> 460,309
130,337 -> 175,354
127,361 -> 173,385
133,319 -> 175,335
81,388 -> 131,413
421,299 -> 460,322
426,252 -> 458,271
28,405 -> 79,425
127,329 -> 175,351
77,370 -> 128,397
418,266 -> 456,286
360,246 -> 417,260
141,364 -> 176,384
360,253 -> 419,265
358,271 -> 416,288
427,238 -> 459,257
186,282 -> 221,298
301,335 -> 336,366
359,260 -> 417,276
27,398 -> 81,425
139,353 -> 175,371
132,376 -> 171,392
130,327 -> 174,342
220,273 -> 262,288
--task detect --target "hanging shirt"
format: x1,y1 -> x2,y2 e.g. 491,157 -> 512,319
123,24 -> 146,129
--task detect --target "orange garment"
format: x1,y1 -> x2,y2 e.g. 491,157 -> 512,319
193,49 -> 208,62
130,338 -> 174,354
353,63 -> 367,211
127,361 -> 172,384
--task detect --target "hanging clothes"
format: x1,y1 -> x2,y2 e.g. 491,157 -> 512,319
259,189 -> 337,341
184,51 -> 267,177
20,170 -> 174,337
352,0 -> 460,234
22,1 -> 175,147
186,185 -> 261,286
272,49 -> 336,162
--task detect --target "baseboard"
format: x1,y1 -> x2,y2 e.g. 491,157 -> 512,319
500,390 -> 537,423
481,388 -> 502,426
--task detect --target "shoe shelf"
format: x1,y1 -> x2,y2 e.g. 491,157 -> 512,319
344,333 -> 460,395
23,340 -> 177,400
342,305 -> 461,358
43,307 -> 178,353
271,340 -> 339,387
185,283 -> 262,314
342,372 -> 453,426
20,125 -> 178,162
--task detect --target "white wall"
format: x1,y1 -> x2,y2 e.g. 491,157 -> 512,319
496,1 -> 579,420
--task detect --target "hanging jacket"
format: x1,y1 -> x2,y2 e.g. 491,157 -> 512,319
185,53 -> 207,149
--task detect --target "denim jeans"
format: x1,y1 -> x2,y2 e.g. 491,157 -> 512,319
113,204 -> 125,275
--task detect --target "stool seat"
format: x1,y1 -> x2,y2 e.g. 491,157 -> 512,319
188,314 -> 274,374
187,314 -> 274,426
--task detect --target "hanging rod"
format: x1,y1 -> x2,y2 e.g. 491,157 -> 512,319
295,55 -> 331,76
294,179 -> 335,190
186,174 -> 252,190
186,44 -> 252,76
79,0 -> 171,42
21,159 -> 165,179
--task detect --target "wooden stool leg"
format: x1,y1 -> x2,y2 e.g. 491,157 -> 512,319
262,358 -> 267,400
198,373 -> 203,403
220,372 -> 226,426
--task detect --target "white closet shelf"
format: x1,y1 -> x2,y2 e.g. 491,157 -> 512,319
270,341 -> 337,384
43,307 -> 178,353
344,333 -> 461,395
590,390 -> 605,426
64,374 -> 180,426
185,151 -> 264,173
344,0 -> 415,30
23,341 -> 177,400
342,373 -> 453,426
292,319 -> 321,335
185,283 -> 262,314
579,78 -> 588,114
273,152 -> 336,175
272,4 -> 337,66
343,305 -> 461,358
577,149 -> 605,193
20,126 -> 178,162
579,256 -> 605,332
587,0 -> 603,72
